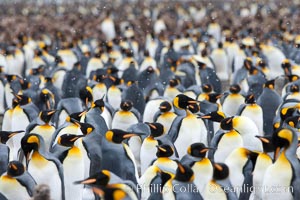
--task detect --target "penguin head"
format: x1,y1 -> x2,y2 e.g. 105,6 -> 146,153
73,61 -> 82,71
19,79 -> 31,90
91,98 -> 105,113
264,79 -> 275,89
220,117 -> 234,130
290,84 -> 299,93
146,122 -> 164,138
188,103 -> 200,113
40,89 -> 54,109
92,185 -> 127,200
5,74 -> 18,83
146,66 -> 155,74
156,144 -> 174,158
93,74 -> 107,83
0,130 -> 24,144
280,107 -> 296,122
57,134 -> 85,147
120,100 -> 133,111
207,93 -> 222,103
273,128 -> 295,160
245,93 -> 256,104
286,75 -> 299,82
229,84 -> 241,94
75,169 -> 111,186
106,67 -> 119,75
72,120 -> 95,135
169,78 -> 180,87
159,101 -> 172,112
255,135 -> 274,153
173,94 -> 198,110
39,110 -> 56,124
105,129 -> 137,144
187,142 -> 212,158
13,94 -> 31,106
21,134 -> 44,163
197,61 -> 206,70
249,67 -> 259,75
108,76 -> 123,86
200,111 -> 226,122
175,162 -> 194,182
244,57 -> 253,70
66,111 -> 86,123
213,163 -> 229,180
202,84 -> 213,93
44,77 -> 53,83
281,59 -> 291,75
7,161 -> 25,177
79,86 -> 93,107
284,116 -> 300,129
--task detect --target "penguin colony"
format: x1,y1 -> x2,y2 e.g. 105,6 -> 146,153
0,1 -> 300,200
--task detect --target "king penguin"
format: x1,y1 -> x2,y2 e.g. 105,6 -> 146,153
257,79 -> 283,136
56,134 -> 85,200
180,143 -> 214,196
237,93 -> 264,135
221,84 -> 245,116
153,100 -> 178,134
26,110 -> 56,151
169,94 -> 208,158
21,134 -> 65,200
0,161 -> 36,200
143,98 -> 166,123
163,162 -> 203,200
152,144 -> 178,174
263,128 -> 300,200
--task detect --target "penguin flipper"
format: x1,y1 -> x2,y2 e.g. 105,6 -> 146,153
83,137 -> 102,175
208,130 -> 225,161
17,172 -> 37,197
0,145 -> 9,176
239,160 -> 253,200
0,192 -> 8,200
236,104 -> 246,116
167,116 -> 184,143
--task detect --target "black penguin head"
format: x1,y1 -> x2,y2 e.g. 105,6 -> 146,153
72,120 -> 95,135
245,94 -> 256,104
156,144 -> 174,157
67,111 -> 86,123
5,74 -> 18,83
207,93 -> 222,103
21,134 -> 43,163
258,59 -> 267,68
146,66 -> 154,74
13,94 -> 31,106
57,134 -> 85,147
75,169 -> 111,186
105,129 -> 137,144
255,135 -> 274,153
175,162 -> 194,182
202,84 -> 213,93
79,86 -> 93,107
284,116 -> 300,129
146,122 -> 164,138
106,67 -> 119,75
213,163 -> 229,180
220,117 -> 234,130
286,75 -> 299,82
0,130 -> 24,144
44,77 -> 53,83
108,76 -> 123,86
159,101 -> 172,112
120,100 -> 133,111
244,58 -> 253,70
173,94 -> 198,110
20,79 -> 31,90
273,128 -> 295,160
73,61 -> 82,71
280,107 -> 296,121
93,74 -> 107,83
229,84 -> 241,94
200,111 -> 226,122
290,84 -> 299,93
187,143 -> 211,158
249,67 -> 259,75
264,79 -> 275,89
188,103 -> 200,113
169,78 -> 179,87
7,161 -> 25,177
281,59 -> 291,75
39,110 -> 56,124
91,98 -> 105,113
197,61 -> 206,70
40,89 -> 54,109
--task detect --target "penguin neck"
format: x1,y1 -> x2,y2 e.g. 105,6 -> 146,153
185,109 -> 193,117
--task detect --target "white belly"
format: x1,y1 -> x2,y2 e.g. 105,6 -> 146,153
140,139 -> 158,174
107,88 -> 122,110
0,176 -> 30,200
192,159 -> 213,195
143,99 -> 164,123
112,112 -> 138,130
156,113 -> 177,134
204,181 -> 227,200
240,106 -> 263,135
